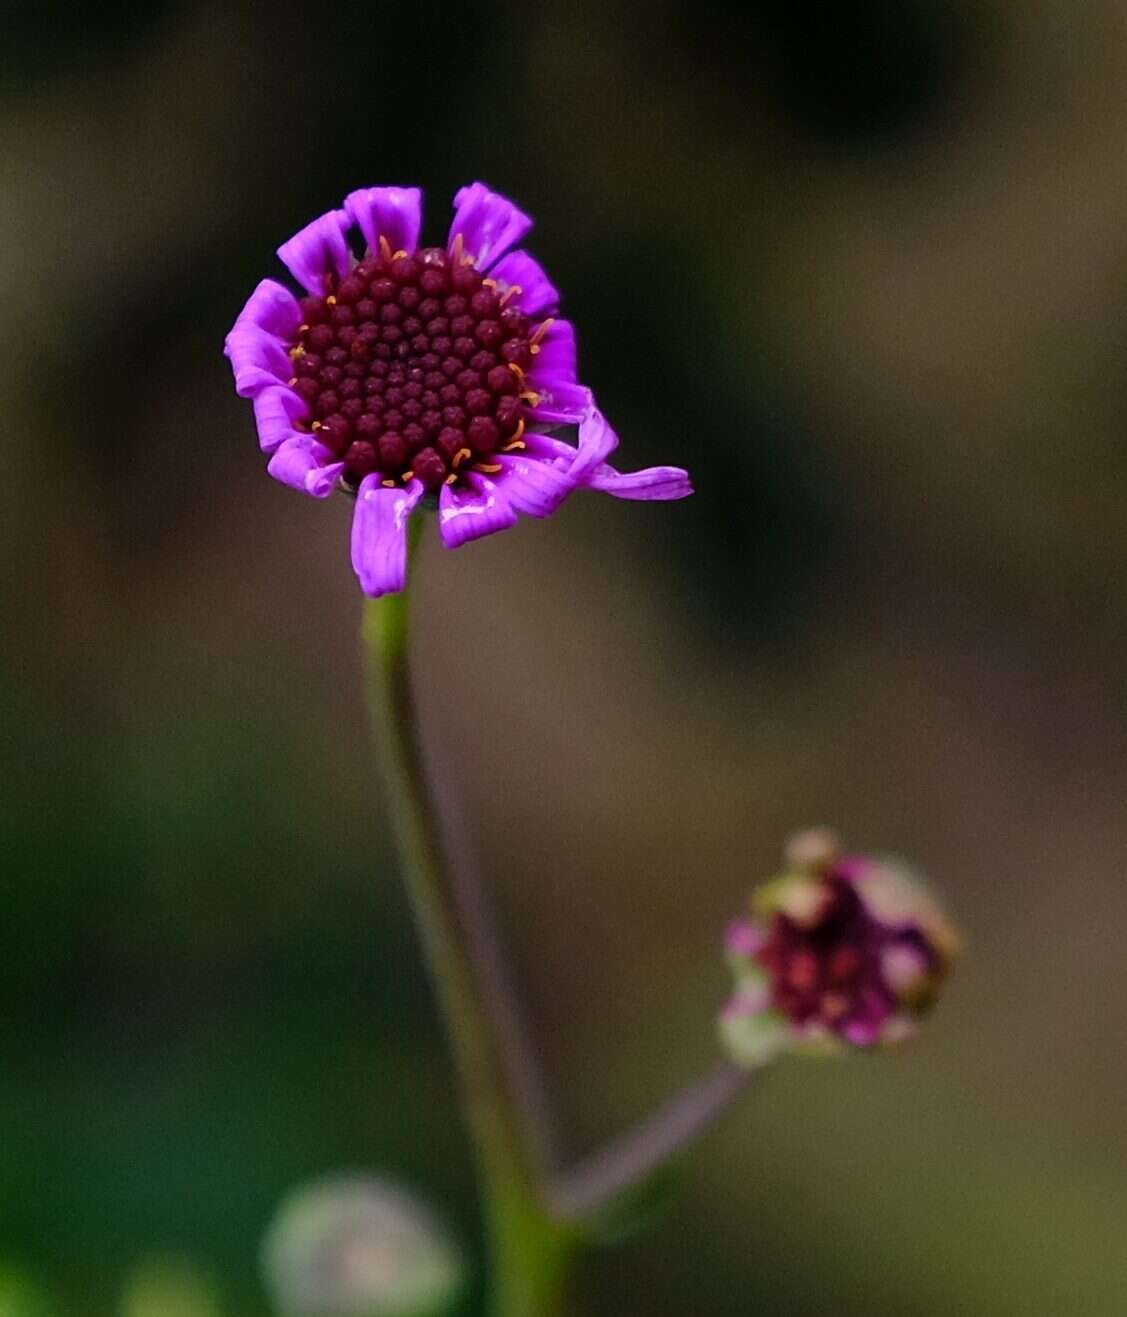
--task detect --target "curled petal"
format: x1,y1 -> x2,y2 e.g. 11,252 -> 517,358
569,403 -> 620,483
447,182 -> 533,271
267,435 -> 320,494
528,318 -> 577,388
438,473 -> 518,548
586,463 -> 693,501
522,432 -> 578,465
266,435 -> 339,497
350,476 -> 424,597
495,451 -> 576,518
305,459 -> 345,499
344,187 -> 423,256
489,250 -> 560,317
526,380 -> 591,426
277,208 -> 352,294
252,386 -> 310,454
224,322 -> 292,398
233,278 -> 302,339
523,427 -> 690,503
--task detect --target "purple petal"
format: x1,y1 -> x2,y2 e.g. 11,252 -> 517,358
305,459 -> 345,499
526,380 -> 592,425
568,403 -> 620,483
494,451 -> 576,518
233,278 -> 302,338
523,432 -> 578,465
252,386 -> 309,453
224,322 -> 292,398
277,208 -> 352,294
265,435 -> 339,498
447,182 -> 533,271
587,463 -> 693,501
489,250 -> 560,317
350,476 -> 424,597
343,186 -> 423,256
842,1017 -> 883,1047
438,474 -> 518,549
523,422 -> 690,502
267,435 -> 320,493
726,919 -> 767,958
528,318 -> 577,387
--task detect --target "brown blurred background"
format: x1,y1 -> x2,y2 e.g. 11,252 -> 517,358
3,1 -> 1127,1313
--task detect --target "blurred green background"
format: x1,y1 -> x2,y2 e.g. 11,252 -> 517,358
4,0 -> 1127,1312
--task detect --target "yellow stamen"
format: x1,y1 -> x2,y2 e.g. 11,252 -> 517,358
299,323 -> 310,333
401,470 -> 414,483
482,277 -> 497,289
500,420 -> 527,453
499,284 -> 522,306
519,389 -> 541,406
289,345 -> 306,359
529,317 -> 555,355
451,232 -> 465,266
507,361 -> 526,382
444,473 -> 458,485
382,479 -> 397,488
287,376 -> 298,387
311,420 -> 322,431
326,295 -> 337,306
452,447 -> 472,470
379,235 -> 393,263
474,462 -> 502,475
392,248 -> 408,261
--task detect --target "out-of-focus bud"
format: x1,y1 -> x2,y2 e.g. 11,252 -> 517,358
720,830 -> 960,1066
261,1174 -> 465,1317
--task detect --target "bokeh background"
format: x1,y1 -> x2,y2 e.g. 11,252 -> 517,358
4,1 -> 1127,1312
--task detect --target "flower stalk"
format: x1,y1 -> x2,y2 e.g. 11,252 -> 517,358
359,548 -> 960,1315
547,1062 -> 753,1221
361,535 -> 579,1317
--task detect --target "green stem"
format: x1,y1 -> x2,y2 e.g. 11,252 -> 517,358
361,546 -> 580,1317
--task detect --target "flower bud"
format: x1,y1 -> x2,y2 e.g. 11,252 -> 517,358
261,1174 -> 465,1317
720,830 -> 960,1065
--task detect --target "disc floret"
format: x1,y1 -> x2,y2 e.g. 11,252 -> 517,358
289,237 -> 550,494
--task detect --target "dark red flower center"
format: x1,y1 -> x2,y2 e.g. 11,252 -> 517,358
756,876 -> 908,1038
287,240 -> 549,492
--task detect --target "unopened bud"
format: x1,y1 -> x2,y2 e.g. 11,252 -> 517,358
261,1174 -> 464,1317
721,830 -> 960,1065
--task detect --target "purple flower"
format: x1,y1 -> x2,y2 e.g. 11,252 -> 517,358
721,830 -> 960,1065
224,183 -> 692,597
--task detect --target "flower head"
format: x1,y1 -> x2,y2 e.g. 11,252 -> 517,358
721,829 -> 960,1066
225,183 -> 692,596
